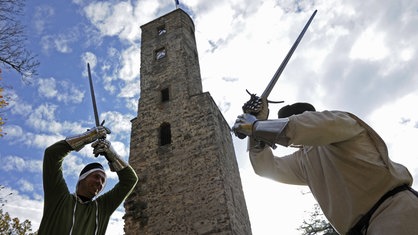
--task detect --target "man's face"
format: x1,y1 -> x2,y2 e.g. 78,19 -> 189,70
78,171 -> 106,199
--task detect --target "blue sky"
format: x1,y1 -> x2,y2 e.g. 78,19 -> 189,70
1,0 -> 418,234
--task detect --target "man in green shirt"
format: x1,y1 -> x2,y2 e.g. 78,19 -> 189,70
38,126 -> 138,235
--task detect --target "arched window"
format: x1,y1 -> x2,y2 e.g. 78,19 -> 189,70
159,123 -> 171,146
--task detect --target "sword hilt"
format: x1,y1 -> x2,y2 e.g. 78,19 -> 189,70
242,90 -> 284,116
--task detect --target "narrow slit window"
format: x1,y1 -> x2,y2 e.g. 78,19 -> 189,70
156,48 -> 166,60
161,88 -> 169,102
160,123 -> 172,146
157,25 -> 167,36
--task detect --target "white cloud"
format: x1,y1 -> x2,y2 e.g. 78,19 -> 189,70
369,93 -> 418,168
33,5 -> 55,34
109,141 -> 129,160
118,79 -> 141,100
3,125 -> 24,139
41,30 -> 80,54
102,111 -> 132,133
118,45 -> 141,82
8,96 -> 33,118
26,133 -> 64,150
37,77 -> 58,98
132,0 -> 168,27
349,25 -> 389,61
18,179 -> 35,192
83,1 -> 140,42
101,111 -> 134,143
61,153 -> 87,180
3,125 -> 63,150
0,155 -> 42,173
37,77 -> 85,104
1,187 -> 43,231
124,97 -> 139,113
82,52 -> 98,72
240,167 -> 316,235
106,209 -> 126,235
54,36 -> 75,53
26,104 -> 60,131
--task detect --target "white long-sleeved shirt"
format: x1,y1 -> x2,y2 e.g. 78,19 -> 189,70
249,110 -> 413,234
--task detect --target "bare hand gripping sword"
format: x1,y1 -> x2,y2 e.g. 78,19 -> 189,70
238,10 -> 317,139
87,63 -> 104,127
242,10 -> 317,115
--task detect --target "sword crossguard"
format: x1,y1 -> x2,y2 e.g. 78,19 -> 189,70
243,89 -> 284,115
267,99 -> 284,104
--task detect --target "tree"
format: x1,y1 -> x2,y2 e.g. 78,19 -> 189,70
0,209 -> 38,235
0,0 -> 39,134
0,185 -> 13,207
0,0 -> 39,79
0,71 -> 8,137
298,204 -> 338,235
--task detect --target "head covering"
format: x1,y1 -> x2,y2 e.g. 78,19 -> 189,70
278,102 -> 316,118
78,162 -> 106,182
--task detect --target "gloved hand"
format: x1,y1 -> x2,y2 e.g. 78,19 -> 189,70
65,126 -> 111,151
242,94 -> 269,120
255,97 -> 269,120
232,113 -> 258,137
92,139 -> 128,172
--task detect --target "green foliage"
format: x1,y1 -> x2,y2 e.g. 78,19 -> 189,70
298,204 -> 338,235
0,73 -> 9,137
0,209 -> 38,235
0,74 -> 8,137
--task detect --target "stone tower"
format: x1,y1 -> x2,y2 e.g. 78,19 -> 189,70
124,9 -> 252,234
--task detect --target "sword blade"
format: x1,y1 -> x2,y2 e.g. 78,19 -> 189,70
261,9 -> 317,99
87,63 -> 100,127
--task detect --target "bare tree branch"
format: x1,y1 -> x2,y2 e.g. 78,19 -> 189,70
0,0 -> 39,80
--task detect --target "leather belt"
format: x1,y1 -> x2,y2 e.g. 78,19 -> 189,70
347,185 -> 417,235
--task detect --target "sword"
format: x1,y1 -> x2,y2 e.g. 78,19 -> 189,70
242,10 -> 317,116
238,10 -> 317,139
262,9 -> 317,99
87,63 -> 104,126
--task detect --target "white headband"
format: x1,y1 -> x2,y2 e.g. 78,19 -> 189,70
78,168 -> 107,182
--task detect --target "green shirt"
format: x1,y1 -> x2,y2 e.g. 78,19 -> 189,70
38,140 -> 138,235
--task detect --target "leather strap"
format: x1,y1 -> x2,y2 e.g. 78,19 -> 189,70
347,185 -> 413,235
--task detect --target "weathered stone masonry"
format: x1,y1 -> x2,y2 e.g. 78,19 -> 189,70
124,9 -> 252,234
